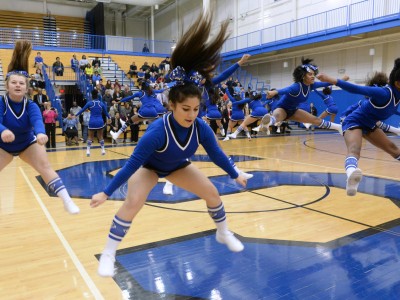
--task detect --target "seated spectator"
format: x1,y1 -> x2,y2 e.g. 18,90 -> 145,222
112,85 -> 123,104
30,74 -> 39,90
92,71 -> 102,84
93,63 -> 102,76
103,89 -> 113,110
92,57 -> 101,67
79,55 -> 89,72
27,87 -> 34,101
149,72 -> 157,84
136,68 -> 145,86
85,63 -> 93,79
141,62 -> 150,72
71,54 -> 79,72
105,79 -> 112,90
63,113 -> 79,146
114,79 -> 122,90
33,68 -> 45,89
150,63 -> 159,74
161,56 -> 170,74
127,61 -> 137,78
34,51 -> 44,68
122,85 -> 133,98
33,88 -> 48,111
52,57 -> 64,76
142,43 -> 150,53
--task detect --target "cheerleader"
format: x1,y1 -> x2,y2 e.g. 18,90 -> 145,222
75,89 -> 110,156
92,11 -> 248,277
226,90 -> 268,140
200,54 -> 251,137
252,58 -> 344,134
109,81 -> 166,141
221,84 -> 249,141
0,40 -> 79,214
317,64 -> 400,196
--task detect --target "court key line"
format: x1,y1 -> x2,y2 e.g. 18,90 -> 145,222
19,167 -> 104,300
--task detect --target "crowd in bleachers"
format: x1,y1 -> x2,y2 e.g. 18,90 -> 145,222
16,50 -> 284,148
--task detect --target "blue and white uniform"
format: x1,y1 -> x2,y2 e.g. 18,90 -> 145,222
0,95 -> 44,154
103,112 -> 239,196
121,90 -> 164,120
336,80 -> 400,133
224,88 -> 247,122
202,63 -> 241,120
75,100 -> 110,129
275,82 -> 330,118
315,90 -> 338,115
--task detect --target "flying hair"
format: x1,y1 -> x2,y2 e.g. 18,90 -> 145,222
170,11 -> 230,82
7,40 -> 31,74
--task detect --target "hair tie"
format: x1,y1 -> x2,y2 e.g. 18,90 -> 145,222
301,64 -> 318,74
6,70 -> 29,80
169,66 -> 203,86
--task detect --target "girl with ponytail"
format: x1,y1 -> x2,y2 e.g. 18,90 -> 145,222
92,12 -> 248,277
0,40 -> 79,214
318,60 -> 400,196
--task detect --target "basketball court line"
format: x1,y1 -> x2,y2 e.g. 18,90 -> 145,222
19,167 -> 104,300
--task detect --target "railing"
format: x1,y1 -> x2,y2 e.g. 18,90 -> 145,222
41,65 -> 64,127
222,0 -> 400,53
0,0 -> 397,56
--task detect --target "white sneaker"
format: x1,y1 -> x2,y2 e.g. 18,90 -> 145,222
110,130 -> 120,141
163,181 -> 174,195
98,252 -> 116,277
220,128 -> 225,137
119,119 -> 126,127
101,148 -> 106,155
64,200 -> 80,214
303,123 -> 311,130
216,230 -> 244,252
252,125 -> 262,132
346,168 -> 362,196
223,136 -> 230,141
240,171 -> 253,179
227,133 -> 237,139
86,149 -> 90,157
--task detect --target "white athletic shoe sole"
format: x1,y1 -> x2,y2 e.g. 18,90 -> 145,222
346,168 -> 362,196
223,136 -> 230,141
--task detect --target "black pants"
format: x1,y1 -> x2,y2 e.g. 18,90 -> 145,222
130,124 -> 140,142
45,123 -> 56,148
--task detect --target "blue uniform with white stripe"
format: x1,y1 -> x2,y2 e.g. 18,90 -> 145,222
276,82 -> 330,118
225,88 -> 247,121
121,91 -> 160,119
336,80 -> 400,133
75,100 -> 110,130
315,90 -> 338,114
202,63 -> 241,120
0,95 -> 45,154
103,112 -> 238,196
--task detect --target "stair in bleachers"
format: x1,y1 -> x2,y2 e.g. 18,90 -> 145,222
89,56 -> 132,87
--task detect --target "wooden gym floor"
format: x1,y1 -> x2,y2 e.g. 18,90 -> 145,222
1,129 -> 400,300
